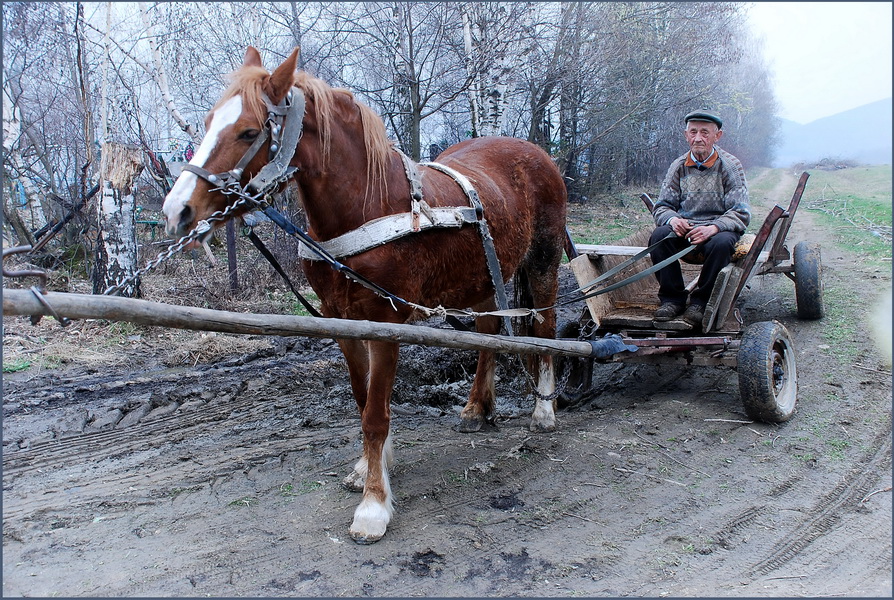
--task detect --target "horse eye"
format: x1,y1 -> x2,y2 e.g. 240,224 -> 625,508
239,129 -> 260,142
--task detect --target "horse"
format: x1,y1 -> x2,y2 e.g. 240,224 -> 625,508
162,47 -> 568,543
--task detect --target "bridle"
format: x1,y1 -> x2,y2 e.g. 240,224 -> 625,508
180,87 -> 306,200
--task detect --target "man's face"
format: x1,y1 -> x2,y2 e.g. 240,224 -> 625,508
684,120 -> 723,161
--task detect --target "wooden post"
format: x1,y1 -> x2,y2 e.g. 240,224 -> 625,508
226,219 -> 238,294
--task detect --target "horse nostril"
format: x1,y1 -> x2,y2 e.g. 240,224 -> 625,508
179,205 -> 194,231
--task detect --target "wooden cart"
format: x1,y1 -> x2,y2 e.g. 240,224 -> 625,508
561,172 -> 822,423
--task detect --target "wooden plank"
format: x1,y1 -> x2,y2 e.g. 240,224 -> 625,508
3,289 -> 602,359
703,263 -> 734,332
712,265 -> 745,331
569,254 -> 613,327
575,244 -> 648,256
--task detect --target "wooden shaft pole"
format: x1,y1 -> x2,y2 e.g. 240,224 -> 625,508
3,289 -> 598,358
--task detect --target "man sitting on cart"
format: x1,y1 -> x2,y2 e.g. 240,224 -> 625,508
649,110 -> 751,327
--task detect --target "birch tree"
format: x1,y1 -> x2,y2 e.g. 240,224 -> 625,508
93,143 -> 143,295
460,3 -> 532,138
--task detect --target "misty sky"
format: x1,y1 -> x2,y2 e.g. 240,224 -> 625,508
748,2 -> 893,124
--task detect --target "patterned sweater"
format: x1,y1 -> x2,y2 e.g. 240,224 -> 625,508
652,146 -> 751,234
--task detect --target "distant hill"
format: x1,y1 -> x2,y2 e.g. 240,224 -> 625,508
773,98 -> 892,167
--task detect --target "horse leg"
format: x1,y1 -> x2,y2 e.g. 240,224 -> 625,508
349,340 -> 399,544
520,259 -> 561,432
338,339 -> 373,492
458,303 -> 500,433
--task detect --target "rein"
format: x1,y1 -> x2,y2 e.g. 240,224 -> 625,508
109,84 -> 695,334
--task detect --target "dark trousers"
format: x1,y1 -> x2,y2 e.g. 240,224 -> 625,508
649,225 -> 739,307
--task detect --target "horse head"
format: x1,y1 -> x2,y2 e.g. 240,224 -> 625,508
162,46 -> 301,240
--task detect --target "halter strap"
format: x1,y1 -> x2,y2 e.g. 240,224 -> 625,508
183,87 -> 306,200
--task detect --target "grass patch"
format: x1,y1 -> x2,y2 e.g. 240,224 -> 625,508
566,194 -> 653,246
819,282 -> 868,362
280,481 -> 322,497
228,496 -> 260,508
267,288 -> 321,317
801,165 -> 892,265
169,485 -> 203,499
3,357 -> 32,373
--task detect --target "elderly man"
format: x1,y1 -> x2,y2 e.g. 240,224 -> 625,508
649,110 -> 751,326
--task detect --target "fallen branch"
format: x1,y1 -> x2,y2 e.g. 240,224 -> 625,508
852,363 -> 892,376
631,430 -> 712,478
861,486 -> 892,504
563,511 -> 601,524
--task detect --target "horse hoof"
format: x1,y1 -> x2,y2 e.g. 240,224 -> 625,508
350,500 -> 390,543
458,416 -> 483,433
342,470 -> 365,492
350,530 -> 385,545
529,419 -> 556,433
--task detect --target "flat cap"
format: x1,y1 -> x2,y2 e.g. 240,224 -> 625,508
684,110 -> 722,129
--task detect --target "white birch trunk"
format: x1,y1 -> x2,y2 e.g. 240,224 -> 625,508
3,82 -> 46,230
462,9 -> 481,138
138,1 -> 202,144
464,4 -> 514,138
95,143 -> 143,296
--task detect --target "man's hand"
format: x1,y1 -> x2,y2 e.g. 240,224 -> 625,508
668,216 -> 692,237
685,224 -> 720,245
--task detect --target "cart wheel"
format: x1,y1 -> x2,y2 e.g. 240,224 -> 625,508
794,241 -> 824,319
738,321 -> 797,423
555,320 -> 594,408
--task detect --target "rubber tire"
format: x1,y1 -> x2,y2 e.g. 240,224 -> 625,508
794,241 -> 824,319
737,321 -> 798,423
555,319 -> 594,408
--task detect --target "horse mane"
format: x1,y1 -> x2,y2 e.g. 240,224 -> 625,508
216,66 -> 393,210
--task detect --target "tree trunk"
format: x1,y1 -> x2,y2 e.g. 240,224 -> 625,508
462,9 -> 481,138
138,1 -> 202,144
92,143 -> 143,297
2,178 -> 35,247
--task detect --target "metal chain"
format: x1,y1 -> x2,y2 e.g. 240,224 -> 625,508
102,193 -> 258,296
102,143 -> 302,297
503,315 -> 578,405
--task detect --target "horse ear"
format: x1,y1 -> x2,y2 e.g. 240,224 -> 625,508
243,46 -> 263,68
268,47 -> 300,102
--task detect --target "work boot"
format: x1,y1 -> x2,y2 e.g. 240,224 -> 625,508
682,303 -> 705,327
654,302 -> 685,321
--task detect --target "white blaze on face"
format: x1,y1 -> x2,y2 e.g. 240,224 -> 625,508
162,95 -> 244,235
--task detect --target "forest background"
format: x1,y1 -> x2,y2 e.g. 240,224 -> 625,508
2,2 -> 778,293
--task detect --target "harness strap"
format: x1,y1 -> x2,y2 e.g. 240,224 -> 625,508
260,204 -> 417,311
557,240 -> 698,307
397,149 -> 426,231
556,231 -> 678,302
247,88 -> 306,195
421,161 -> 514,335
244,226 -> 323,318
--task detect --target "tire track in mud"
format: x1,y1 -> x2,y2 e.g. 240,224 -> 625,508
704,427 -> 892,578
2,371 -> 359,523
748,427 -> 892,577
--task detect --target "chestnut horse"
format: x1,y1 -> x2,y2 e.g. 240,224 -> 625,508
162,47 -> 567,543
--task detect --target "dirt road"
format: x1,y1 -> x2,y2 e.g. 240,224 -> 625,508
3,170 -> 891,597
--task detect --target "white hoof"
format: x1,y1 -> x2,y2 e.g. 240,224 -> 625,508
530,398 -> 556,432
349,498 -> 392,544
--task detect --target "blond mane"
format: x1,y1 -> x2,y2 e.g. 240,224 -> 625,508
216,66 -> 394,207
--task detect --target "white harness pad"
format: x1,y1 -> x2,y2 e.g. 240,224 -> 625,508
298,159 -> 479,261
298,203 -> 478,260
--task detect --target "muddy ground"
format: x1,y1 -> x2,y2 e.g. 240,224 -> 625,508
2,170 -> 892,597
